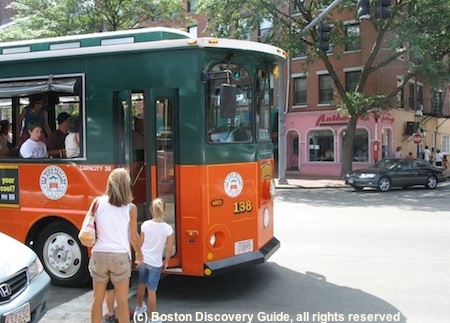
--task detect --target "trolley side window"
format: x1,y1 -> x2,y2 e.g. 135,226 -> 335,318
255,66 -> 274,142
206,63 -> 253,143
0,75 -> 83,159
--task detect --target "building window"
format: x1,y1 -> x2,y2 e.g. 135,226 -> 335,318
294,77 -> 307,105
259,18 -> 272,42
293,41 -> 307,58
353,129 -> 369,162
417,84 -> 423,107
341,128 -> 369,162
346,71 -> 361,92
187,0 -> 197,13
345,23 -> 361,51
188,25 -> 197,37
319,74 -> 333,104
408,83 -> 415,110
397,79 -> 404,109
408,82 -> 423,110
441,135 -> 450,153
309,130 -> 334,162
238,20 -> 251,40
432,88 -> 444,116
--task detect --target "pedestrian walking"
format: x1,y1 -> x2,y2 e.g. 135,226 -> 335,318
434,149 -> 444,167
88,168 -> 143,323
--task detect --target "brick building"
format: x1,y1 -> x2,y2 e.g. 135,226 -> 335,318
283,6 -> 450,176
183,1 -> 449,176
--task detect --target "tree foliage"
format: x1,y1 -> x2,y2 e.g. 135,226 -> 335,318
198,0 -> 450,177
0,0 -> 188,41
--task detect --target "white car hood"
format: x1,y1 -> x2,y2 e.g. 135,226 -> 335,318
0,232 -> 35,279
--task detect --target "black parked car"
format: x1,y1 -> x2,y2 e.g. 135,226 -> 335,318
345,158 -> 446,192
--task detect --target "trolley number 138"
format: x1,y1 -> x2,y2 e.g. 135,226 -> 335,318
233,200 -> 253,214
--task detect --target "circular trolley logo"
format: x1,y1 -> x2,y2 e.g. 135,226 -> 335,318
40,166 -> 68,200
224,172 -> 244,198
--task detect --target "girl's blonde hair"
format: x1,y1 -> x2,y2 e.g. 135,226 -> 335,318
150,198 -> 166,221
105,168 -> 133,207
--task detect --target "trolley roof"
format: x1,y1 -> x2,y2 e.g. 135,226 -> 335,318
0,27 -> 287,62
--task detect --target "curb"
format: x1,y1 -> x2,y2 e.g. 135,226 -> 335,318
275,179 -> 348,190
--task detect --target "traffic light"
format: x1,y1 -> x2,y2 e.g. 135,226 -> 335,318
357,0 -> 370,20
317,23 -> 330,52
375,0 -> 391,19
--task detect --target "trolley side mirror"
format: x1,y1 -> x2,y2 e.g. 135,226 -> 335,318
219,84 -> 237,119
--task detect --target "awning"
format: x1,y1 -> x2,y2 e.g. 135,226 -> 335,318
0,75 -> 78,98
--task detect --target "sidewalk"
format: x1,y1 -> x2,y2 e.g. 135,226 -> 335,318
275,173 -> 347,189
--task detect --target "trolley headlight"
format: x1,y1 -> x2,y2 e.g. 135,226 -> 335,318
263,208 -> 270,228
263,178 -> 277,200
209,233 -> 217,247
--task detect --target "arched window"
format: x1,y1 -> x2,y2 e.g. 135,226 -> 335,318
341,128 -> 368,162
309,130 -> 334,162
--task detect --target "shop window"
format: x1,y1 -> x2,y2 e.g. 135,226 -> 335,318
342,129 -> 368,162
381,128 -> 392,159
294,77 -> 307,105
319,75 -> 333,104
309,130 -> 334,162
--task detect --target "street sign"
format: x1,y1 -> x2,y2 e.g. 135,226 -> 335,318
413,133 -> 422,144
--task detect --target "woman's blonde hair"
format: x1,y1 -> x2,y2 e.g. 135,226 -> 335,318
150,198 -> 166,221
105,168 -> 133,207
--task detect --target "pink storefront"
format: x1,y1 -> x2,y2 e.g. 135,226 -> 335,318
284,111 -> 395,177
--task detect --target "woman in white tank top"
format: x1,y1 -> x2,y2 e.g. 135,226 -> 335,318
87,168 -> 143,323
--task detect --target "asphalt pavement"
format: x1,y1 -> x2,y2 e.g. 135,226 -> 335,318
39,173 -> 448,322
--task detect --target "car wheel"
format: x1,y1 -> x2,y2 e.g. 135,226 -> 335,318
377,177 -> 391,192
425,175 -> 438,189
35,221 -> 90,287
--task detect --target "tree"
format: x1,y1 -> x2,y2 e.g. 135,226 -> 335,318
0,0 -> 189,41
197,0 -> 450,177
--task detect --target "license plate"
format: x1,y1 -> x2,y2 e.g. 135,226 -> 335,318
235,239 -> 253,255
348,179 -> 354,184
4,302 -> 31,323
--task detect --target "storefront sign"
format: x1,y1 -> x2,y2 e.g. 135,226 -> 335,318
315,114 -> 348,126
380,115 -> 395,123
315,113 -> 395,127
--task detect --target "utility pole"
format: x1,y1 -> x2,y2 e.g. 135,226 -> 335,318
278,0 -> 343,184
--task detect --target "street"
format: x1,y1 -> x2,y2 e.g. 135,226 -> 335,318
43,184 -> 450,323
